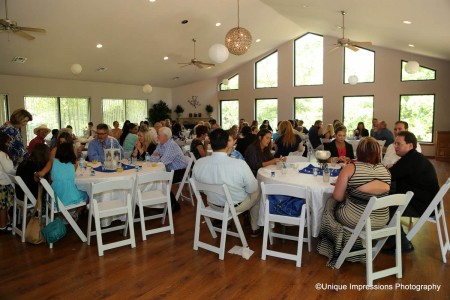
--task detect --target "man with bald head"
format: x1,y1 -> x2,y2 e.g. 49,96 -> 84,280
372,120 -> 394,147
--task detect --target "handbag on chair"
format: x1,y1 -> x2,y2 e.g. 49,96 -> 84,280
25,184 -> 44,244
40,192 -> 67,244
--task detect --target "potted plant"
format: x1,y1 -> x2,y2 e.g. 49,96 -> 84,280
205,104 -> 214,117
174,105 -> 184,119
147,100 -> 171,124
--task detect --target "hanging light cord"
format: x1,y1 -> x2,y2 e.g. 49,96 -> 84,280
237,0 -> 240,28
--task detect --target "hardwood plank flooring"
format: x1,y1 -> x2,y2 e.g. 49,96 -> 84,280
1,159 -> 449,299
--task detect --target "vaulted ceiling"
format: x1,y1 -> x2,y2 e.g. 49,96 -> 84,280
1,0 -> 449,88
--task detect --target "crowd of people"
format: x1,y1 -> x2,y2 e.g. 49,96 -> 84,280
0,108 -> 442,272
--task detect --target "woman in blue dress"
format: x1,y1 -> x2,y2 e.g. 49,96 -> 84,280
51,143 -> 87,212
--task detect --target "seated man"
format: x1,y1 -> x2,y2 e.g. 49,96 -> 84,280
87,123 -> 123,162
308,120 -> 323,149
28,124 -> 51,154
193,128 -> 261,237
382,120 -> 422,167
385,131 -> 439,253
372,120 -> 394,147
150,127 -> 187,212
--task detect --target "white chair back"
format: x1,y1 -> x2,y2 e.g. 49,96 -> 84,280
175,155 -> 195,205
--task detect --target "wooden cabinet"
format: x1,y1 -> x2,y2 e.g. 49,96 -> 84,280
435,131 -> 450,161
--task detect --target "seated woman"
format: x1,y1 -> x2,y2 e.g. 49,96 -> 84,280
0,132 -> 16,231
122,123 -> 138,153
274,121 -> 302,158
353,122 -> 369,138
227,129 -> 244,160
324,125 -> 355,163
317,137 -> 391,268
132,127 -> 157,161
190,125 -> 209,160
109,121 -> 122,140
236,125 -> 256,156
245,129 -> 285,176
51,143 -> 88,213
322,124 -> 335,140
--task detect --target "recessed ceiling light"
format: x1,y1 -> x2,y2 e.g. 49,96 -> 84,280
403,20 -> 412,24
149,0 -> 156,2
96,67 -> 108,72
216,22 -> 221,27
302,5 -> 309,8
163,56 -> 169,60
256,39 -> 261,43
172,77 -> 180,80
181,20 -> 188,24
96,44 -> 103,48
408,44 -> 415,48
11,56 -> 27,63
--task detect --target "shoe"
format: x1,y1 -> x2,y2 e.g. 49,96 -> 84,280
172,202 -> 181,213
0,224 -> 12,233
251,228 -> 261,238
382,241 -> 414,255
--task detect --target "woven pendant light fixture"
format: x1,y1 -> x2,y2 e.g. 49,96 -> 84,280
225,0 -> 252,56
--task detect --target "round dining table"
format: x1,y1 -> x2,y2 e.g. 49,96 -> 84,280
257,162 -> 337,237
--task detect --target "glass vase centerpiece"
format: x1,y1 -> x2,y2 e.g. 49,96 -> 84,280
103,148 -> 121,170
315,150 -> 331,170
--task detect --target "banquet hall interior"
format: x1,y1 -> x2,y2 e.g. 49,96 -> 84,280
1,0 -> 450,298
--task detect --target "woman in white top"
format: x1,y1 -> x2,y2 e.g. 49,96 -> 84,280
0,132 -> 16,231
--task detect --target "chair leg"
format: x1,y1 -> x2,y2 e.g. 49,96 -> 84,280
296,209 -> 306,268
193,201 -> 202,251
365,225 -> 373,285
139,199 -> 147,241
87,205 -> 93,245
395,217 -> 403,279
12,200 -> 17,237
93,201 -> 104,256
21,204 -> 27,243
166,197 -> 174,235
218,209 -> 229,260
261,202 -> 270,261
126,198 -> 136,249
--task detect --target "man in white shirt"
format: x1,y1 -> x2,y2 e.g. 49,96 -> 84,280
382,120 -> 422,167
193,128 -> 261,236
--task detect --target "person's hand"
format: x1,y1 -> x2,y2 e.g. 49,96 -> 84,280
33,172 -> 41,182
152,151 -> 159,157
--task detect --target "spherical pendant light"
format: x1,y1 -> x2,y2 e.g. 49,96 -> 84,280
143,84 -> 153,94
209,44 -> 229,63
225,27 -> 252,56
348,75 -> 359,85
70,64 -> 82,75
405,61 -> 420,74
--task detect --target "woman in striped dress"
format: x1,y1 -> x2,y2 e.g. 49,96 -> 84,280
317,137 -> 391,268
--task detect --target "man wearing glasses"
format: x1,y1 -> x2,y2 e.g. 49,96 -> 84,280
384,131 -> 439,253
87,123 -> 123,162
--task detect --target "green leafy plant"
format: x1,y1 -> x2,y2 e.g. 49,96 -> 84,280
174,105 -> 184,116
205,104 -> 214,116
148,100 -> 171,124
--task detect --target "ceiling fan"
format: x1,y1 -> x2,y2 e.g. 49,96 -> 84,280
178,38 -> 215,69
0,0 -> 46,40
331,11 -> 372,52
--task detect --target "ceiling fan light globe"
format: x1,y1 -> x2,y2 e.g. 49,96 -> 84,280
208,44 -> 229,64
405,61 -> 420,74
70,64 -> 82,75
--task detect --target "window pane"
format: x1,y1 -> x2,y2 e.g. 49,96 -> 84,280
343,96 -> 374,135
256,99 -> 278,130
294,33 -> 323,86
294,97 -> 323,130
220,74 -> 239,91
126,99 -> 148,124
344,47 -> 375,83
401,61 -> 436,81
60,97 -> 89,138
0,94 -> 8,125
400,95 -> 435,142
24,96 -> 59,144
102,99 -> 125,127
220,100 -> 239,130
255,52 -> 278,88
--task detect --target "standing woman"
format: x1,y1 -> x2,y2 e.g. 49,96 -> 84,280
0,108 -> 33,166
274,121 -> 302,158
245,129 -> 284,176
324,125 -> 355,164
132,128 -> 157,161
110,121 -> 122,140
0,132 -> 16,231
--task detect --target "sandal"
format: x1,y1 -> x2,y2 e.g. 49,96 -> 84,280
0,224 -> 12,233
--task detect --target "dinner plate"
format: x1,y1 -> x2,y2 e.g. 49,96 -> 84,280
87,162 -> 101,167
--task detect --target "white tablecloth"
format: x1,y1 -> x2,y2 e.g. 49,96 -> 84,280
257,162 -> 336,237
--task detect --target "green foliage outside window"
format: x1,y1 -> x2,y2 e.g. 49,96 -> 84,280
256,99 -> 277,130
343,96 -> 374,135
401,61 -> 436,81
255,52 -> 278,88
400,95 -> 435,142
295,33 -> 323,86
220,100 -> 239,130
294,98 -> 323,130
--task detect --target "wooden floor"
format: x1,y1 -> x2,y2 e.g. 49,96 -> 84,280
1,159 -> 449,300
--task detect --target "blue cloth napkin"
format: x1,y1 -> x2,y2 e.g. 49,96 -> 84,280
299,164 -> 342,177
93,163 -> 136,173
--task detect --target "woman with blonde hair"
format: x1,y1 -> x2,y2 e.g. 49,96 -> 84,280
274,120 -> 302,158
322,124 -> 335,140
132,127 -> 157,160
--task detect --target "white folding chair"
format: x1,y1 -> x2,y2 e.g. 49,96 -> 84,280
174,156 -> 195,206
87,178 -> 136,256
334,192 -> 414,285
8,175 -> 37,242
133,170 -> 174,241
190,178 -> 249,260
40,178 -> 87,249
377,140 -> 386,159
187,151 -> 197,163
407,178 -> 450,263
260,182 -> 310,267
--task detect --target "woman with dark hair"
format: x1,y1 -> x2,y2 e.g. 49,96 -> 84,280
0,108 -> 33,165
119,120 -> 131,145
0,132 -> 16,231
49,129 -> 59,149
317,137 -> 391,268
262,120 -> 273,132
244,129 -> 284,176
190,125 -> 209,160
122,123 -> 138,152
51,143 -> 87,208
274,121 -> 302,157
354,122 -> 369,138
324,125 -> 355,164
236,125 -> 256,155
171,123 -> 183,140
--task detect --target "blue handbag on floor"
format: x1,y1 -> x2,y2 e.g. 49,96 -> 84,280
268,195 -> 305,217
41,217 -> 67,244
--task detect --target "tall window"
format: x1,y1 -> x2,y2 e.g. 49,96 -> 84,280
102,99 -> 148,127
294,97 -> 323,130
400,94 -> 435,142
220,100 -> 239,130
401,61 -> 436,81
294,33 -> 323,86
0,94 -> 9,125
255,99 -> 278,130
344,47 -> 375,84
24,96 -> 90,143
343,96 -> 374,134
219,74 -> 239,91
255,51 -> 278,88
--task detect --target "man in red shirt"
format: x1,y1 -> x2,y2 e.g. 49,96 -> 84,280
28,124 -> 51,154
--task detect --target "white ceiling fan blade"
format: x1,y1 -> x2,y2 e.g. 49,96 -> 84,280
15,30 -> 35,40
18,26 -> 46,33
347,45 -> 359,52
352,41 -> 372,46
328,45 -> 340,54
